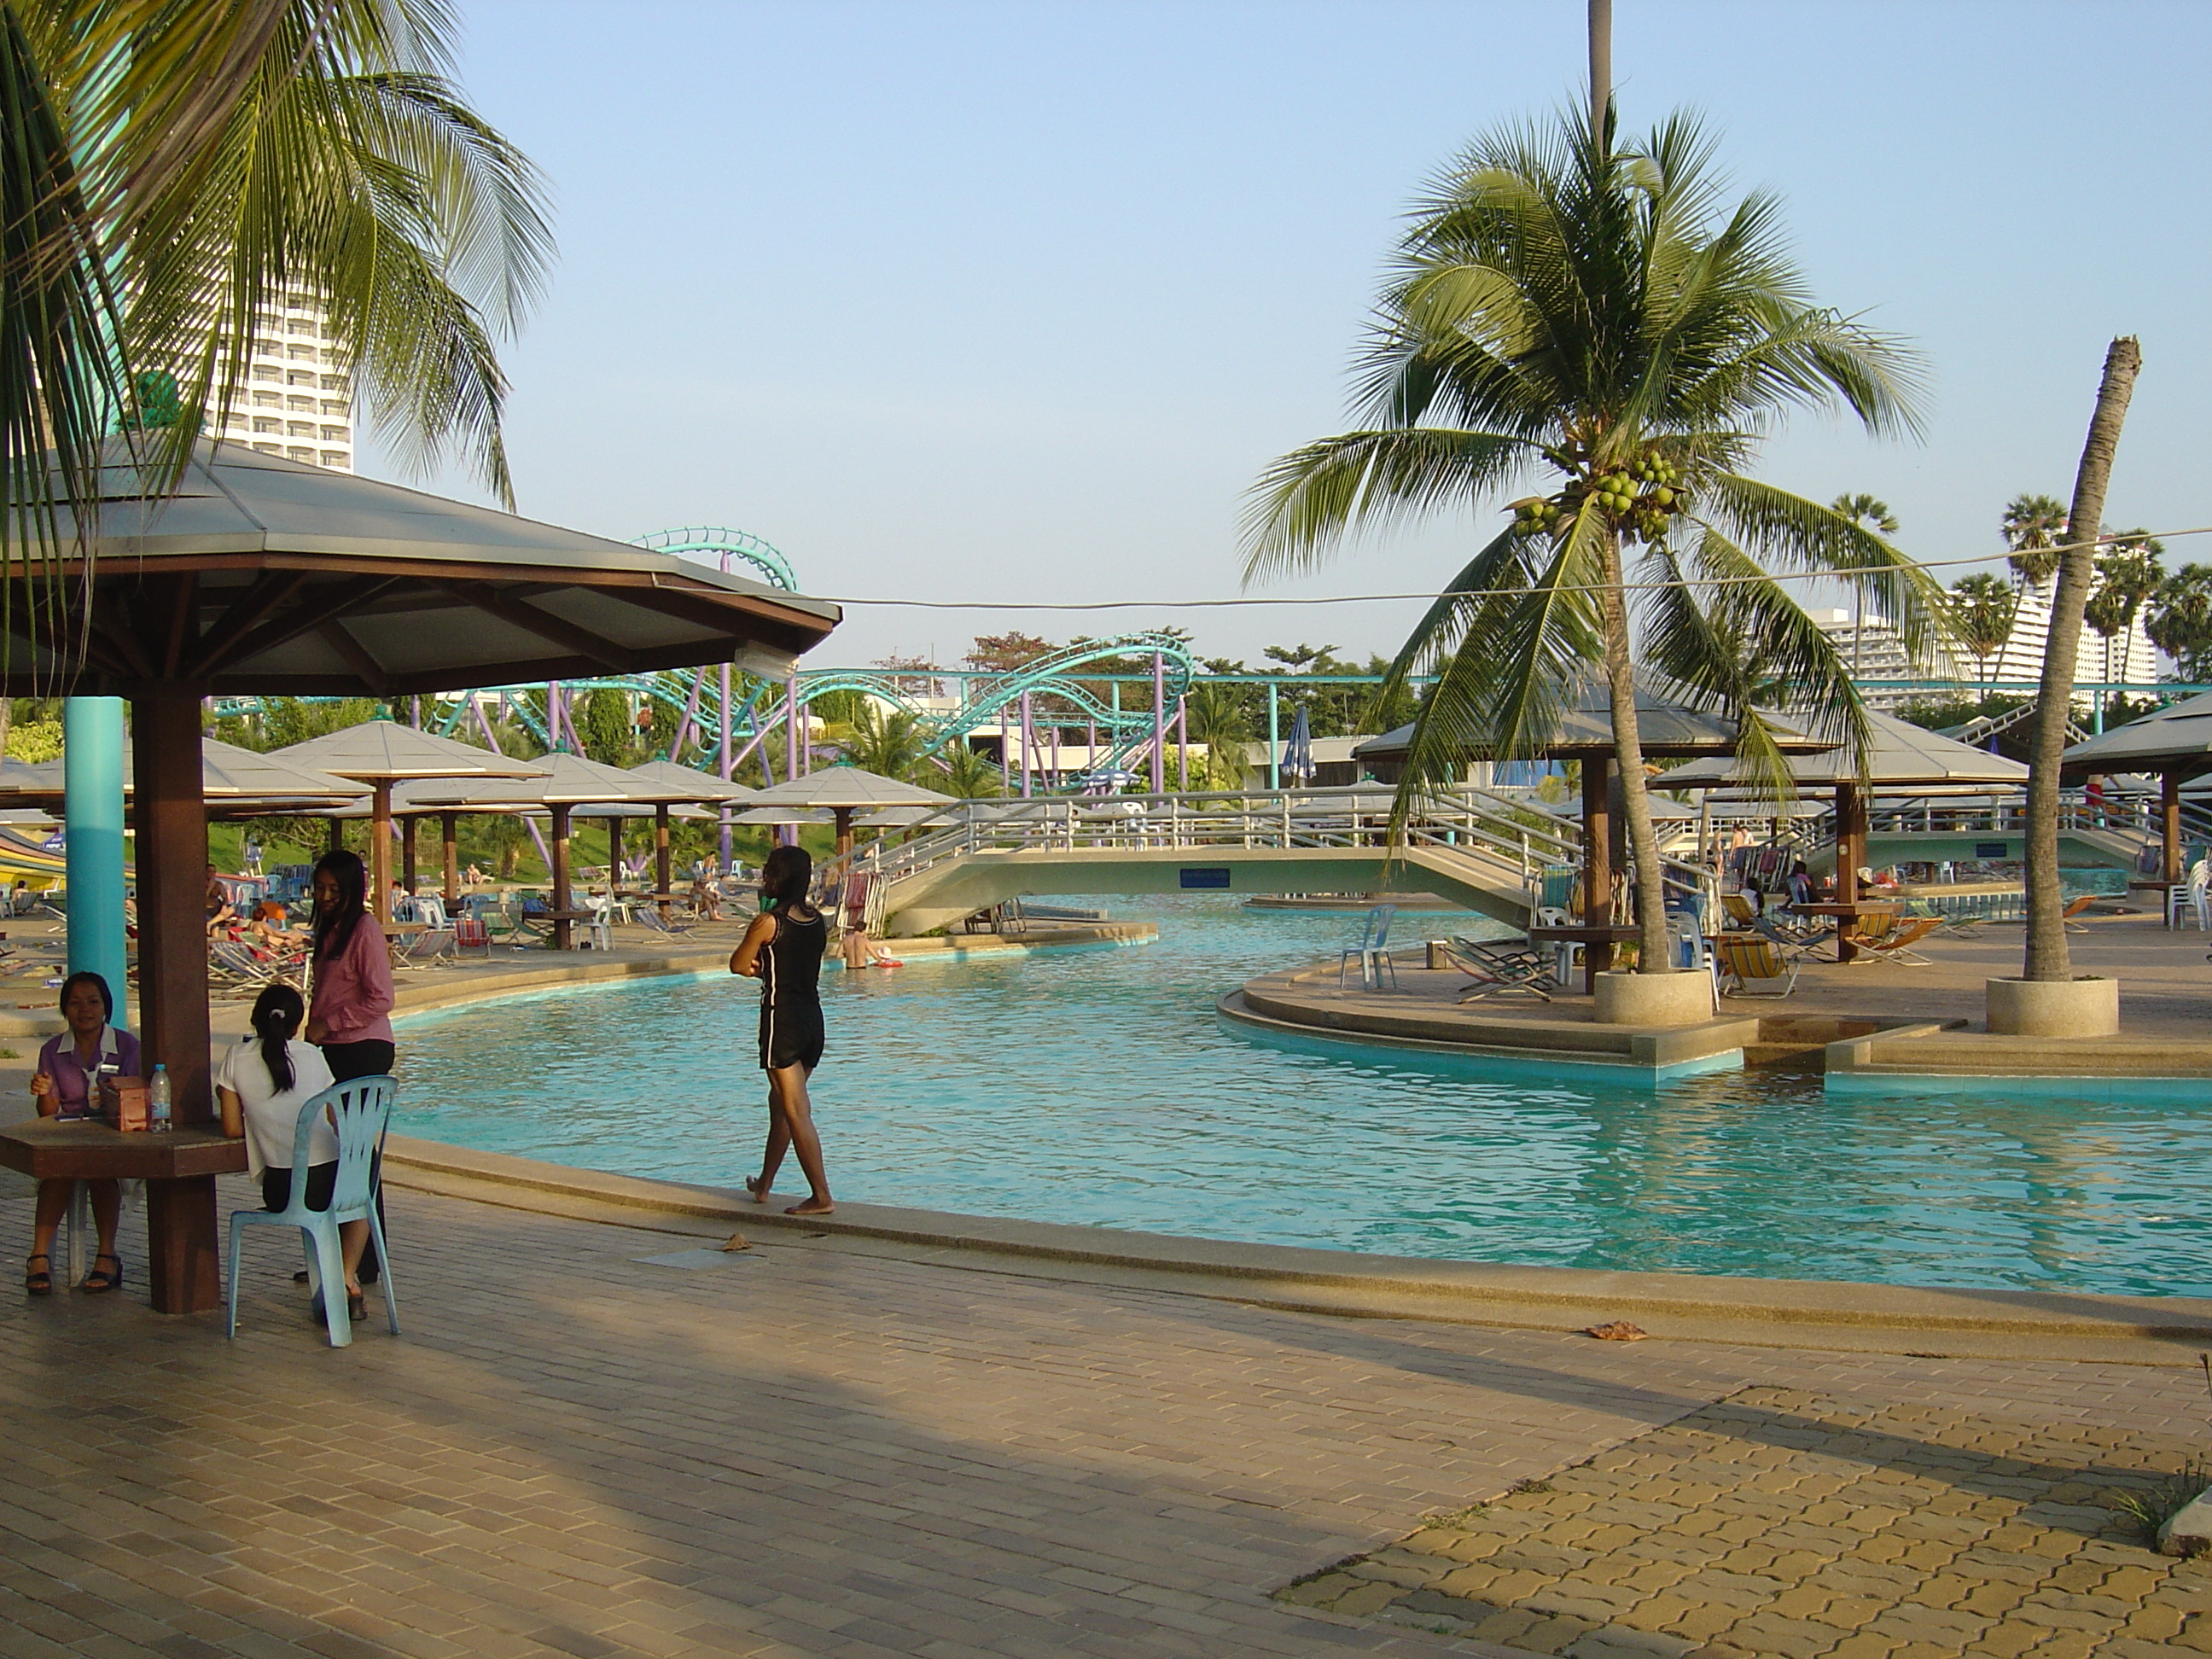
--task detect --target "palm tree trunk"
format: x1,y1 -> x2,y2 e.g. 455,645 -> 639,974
2025,335 -> 2141,982
1598,532 -> 1671,973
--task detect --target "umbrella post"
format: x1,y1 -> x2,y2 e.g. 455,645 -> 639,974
370,781 -> 393,921
655,805 -> 672,918
608,814 -> 624,889
835,806 -> 854,863
441,812 -> 460,906
400,815 -> 417,897
130,680 -> 220,1312
328,816 -> 343,854
1581,758 -> 1612,989
550,803 -> 573,950
2163,771 -> 2182,888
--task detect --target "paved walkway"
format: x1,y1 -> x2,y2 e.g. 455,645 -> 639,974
3,1176 -> 2209,1659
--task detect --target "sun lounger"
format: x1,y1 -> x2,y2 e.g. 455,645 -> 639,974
1852,915 -> 1942,966
1714,934 -> 1799,998
1442,934 -> 1553,1002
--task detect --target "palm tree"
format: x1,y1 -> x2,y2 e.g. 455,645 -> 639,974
1243,104 -> 1944,975
932,742 -> 1004,800
2001,493 -> 2070,588
2084,533 -> 2163,690
2147,565 -> 2212,684
1947,573 -> 2018,690
1181,682 -> 1252,790
842,700 -> 928,781
0,0 -> 549,649
1830,495 -> 1898,679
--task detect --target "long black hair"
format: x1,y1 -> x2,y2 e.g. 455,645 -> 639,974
760,844 -> 812,913
56,970 -> 113,1022
249,982 -> 305,1093
311,849 -> 368,962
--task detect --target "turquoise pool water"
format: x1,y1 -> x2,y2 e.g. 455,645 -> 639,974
390,895 -> 2212,1297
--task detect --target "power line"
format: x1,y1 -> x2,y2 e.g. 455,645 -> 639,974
818,522 -> 2212,611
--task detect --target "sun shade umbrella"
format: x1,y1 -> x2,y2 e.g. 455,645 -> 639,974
1282,703 -> 1315,785
745,765 -> 957,859
0,443 -> 839,1313
0,736 -> 370,812
2064,691 -> 2212,884
624,760 -> 759,911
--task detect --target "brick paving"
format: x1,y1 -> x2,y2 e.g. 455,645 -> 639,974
3,1175 -> 2210,1657
1282,1385 -> 2212,1658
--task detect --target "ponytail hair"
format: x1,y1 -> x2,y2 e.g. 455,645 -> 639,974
760,844 -> 812,912
249,982 -> 305,1095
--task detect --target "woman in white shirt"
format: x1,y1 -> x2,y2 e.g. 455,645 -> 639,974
217,983 -> 368,1322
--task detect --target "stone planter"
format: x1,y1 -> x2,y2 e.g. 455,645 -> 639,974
1593,969 -> 1714,1027
1984,975 -> 2119,1038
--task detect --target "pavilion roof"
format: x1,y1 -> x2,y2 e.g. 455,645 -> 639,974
266,719 -> 546,783
1349,675 -> 1832,762
2062,692 -> 2212,777
1660,709 -> 2029,789
746,766 -> 956,810
623,760 -> 759,803
0,736 -> 368,807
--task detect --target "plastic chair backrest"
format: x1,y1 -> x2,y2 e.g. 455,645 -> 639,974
282,1076 -> 393,1221
415,895 -> 447,928
1539,866 -> 1576,912
1369,905 -> 1395,950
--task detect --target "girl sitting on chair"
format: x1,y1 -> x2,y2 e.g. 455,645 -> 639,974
218,984 -> 369,1324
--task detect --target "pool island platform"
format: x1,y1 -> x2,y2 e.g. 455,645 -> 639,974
1227,908 -> 2212,1087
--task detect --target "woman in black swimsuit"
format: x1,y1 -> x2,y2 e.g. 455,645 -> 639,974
730,844 -> 835,1215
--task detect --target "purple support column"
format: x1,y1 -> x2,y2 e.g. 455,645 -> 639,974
1150,654 -> 1164,795
1051,723 -> 1061,789
718,661 -> 733,874
1020,690 -> 1033,799
786,676 -> 800,781
1177,696 -> 1188,792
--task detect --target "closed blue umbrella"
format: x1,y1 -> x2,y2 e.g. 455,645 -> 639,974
1283,703 -> 1315,785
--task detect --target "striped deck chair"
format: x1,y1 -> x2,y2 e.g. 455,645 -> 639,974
1714,934 -> 1799,999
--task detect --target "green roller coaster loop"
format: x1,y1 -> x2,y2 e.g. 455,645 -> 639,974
627,527 -> 796,592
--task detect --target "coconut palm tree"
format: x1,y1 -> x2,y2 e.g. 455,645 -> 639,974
1243,104 -> 1944,975
1181,682 -> 1252,791
932,742 -> 1004,800
842,700 -> 928,781
0,0 -> 550,675
1947,573 -> 2018,690
2001,493 -> 2070,588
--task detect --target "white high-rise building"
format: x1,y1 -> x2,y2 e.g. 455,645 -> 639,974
1984,574 -> 2157,690
1807,608 -> 1954,712
207,293 -> 352,472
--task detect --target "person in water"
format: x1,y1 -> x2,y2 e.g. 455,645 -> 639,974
730,844 -> 834,1216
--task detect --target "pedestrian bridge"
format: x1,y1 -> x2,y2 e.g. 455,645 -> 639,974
856,789 -> 1620,937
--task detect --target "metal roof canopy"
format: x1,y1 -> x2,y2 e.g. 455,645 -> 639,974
3,442 -> 841,697
1661,708 -> 2029,790
2063,691 -> 2212,780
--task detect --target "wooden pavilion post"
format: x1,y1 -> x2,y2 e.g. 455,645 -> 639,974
129,680 -> 222,1313
441,812 -> 460,906
400,816 -> 417,897
1834,779 -> 1870,962
328,816 -> 344,853
655,804 -> 672,918
2163,771 -> 2183,888
369,780 -> 393,920
1580,756 -> 1612,990
608,813 -> 624,890
834,806 -> 855,862
550,802 -> 573,949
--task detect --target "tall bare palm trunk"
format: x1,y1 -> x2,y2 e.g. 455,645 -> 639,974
1599,533 -> 1671,972
2025,335 -> 2141,982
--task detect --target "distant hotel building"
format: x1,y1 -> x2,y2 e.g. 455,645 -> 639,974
1807,608 -> 1944,713
207,294 -> 352,472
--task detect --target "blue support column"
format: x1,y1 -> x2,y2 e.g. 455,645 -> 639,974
1267,683 -> 1280,790
63,696 -> 131,1027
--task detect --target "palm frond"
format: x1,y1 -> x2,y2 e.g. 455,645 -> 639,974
1240,428 -> 1530,581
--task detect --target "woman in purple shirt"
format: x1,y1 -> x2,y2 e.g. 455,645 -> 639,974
25,972 -> 138,1295
305,850 -> 395,1281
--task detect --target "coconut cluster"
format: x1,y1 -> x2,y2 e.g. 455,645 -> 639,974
1511,451 -> 1689,543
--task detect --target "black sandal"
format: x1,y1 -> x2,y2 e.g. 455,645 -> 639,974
24,1254 -> 51,1296
81,1253 -> 122,1295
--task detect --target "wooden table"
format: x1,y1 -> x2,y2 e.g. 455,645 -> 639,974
0,1118 -> 247,1313
1785,900 -> 1903,963
1528,923 -> 1642,993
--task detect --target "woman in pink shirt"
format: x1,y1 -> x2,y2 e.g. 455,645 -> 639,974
306,850 -> 395,1282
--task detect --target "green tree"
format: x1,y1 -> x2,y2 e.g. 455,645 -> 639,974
842,700 -> 928,780
1180,681 -> 1252,789
2001,493 -> 2070,587
2148,564 -> 2212,683
577,687 -> 637,767
1244,104 -> 1942,973
1831,494 -> 1897,536
931,742 -> 1004,799
1947,573 -> 2018,688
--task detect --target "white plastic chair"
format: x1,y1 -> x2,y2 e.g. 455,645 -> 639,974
1336,903 -> 1397,990
2168,862 -> 2209,928
1668,910 -> 1720,1012
1535,905 -> 1580,987
227,1076 -> 402,1349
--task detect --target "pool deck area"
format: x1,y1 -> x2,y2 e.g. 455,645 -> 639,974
1229,909 -> 2212,1085
8,1139 -> 2212,1659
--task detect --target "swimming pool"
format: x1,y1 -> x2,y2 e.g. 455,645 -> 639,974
391,895 -> 2212,1298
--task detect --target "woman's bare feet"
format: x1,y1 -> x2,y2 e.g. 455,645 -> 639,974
744,1174 -> 772,1203
783,1196 -> 834,1216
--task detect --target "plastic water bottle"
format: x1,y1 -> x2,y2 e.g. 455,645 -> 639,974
148,1065 -> 171,1132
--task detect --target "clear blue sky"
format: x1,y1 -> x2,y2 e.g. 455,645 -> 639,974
380,1 -> 2212,671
